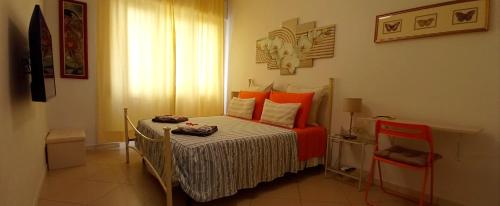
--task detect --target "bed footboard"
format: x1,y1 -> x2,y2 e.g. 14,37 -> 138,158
124,108 -> 173,206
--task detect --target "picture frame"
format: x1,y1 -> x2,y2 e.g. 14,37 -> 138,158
255,18 -> 335,76
59,0 -> 88,79
374,0 -> 489,43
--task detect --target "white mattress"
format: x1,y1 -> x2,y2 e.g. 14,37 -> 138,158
136,116 -> 322,202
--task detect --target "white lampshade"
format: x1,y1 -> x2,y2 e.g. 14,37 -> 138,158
342,98 -> 362,113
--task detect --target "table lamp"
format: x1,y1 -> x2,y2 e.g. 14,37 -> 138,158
343,98 -> 362,139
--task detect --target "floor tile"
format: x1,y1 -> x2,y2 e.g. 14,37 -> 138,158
40,146 -> 417,206
253,178 -> 300,200
39,178 -> 118,204
38,199 -> 83,206
85,164 -> 130,184
250,197 -> 301,206
374,198 -> 416,206
88,184 -> 147,206
194,195 -> 252,206
46,164 -> 96,181
298,174 -> 350,203
301,200 -> 350,206
348,186 -> 401,204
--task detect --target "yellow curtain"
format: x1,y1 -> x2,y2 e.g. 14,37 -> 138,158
174,0 -> 224,117
97,0 -> 223,143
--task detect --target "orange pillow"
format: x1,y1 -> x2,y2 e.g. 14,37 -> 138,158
239,91 -> 270,120
269,91 -> 314,128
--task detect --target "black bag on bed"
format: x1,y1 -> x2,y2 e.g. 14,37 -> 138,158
171,125 -> 218,137
152,115 -> 188,123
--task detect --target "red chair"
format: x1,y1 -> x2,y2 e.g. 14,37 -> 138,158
365,120 -> 441,206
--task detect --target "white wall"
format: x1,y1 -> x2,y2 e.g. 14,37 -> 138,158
44,0 -> 97,146
0,0 -> 49,205
228,0 -> 500,205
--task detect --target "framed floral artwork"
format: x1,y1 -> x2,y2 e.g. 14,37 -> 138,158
256,18 -> 335,75
374,0 -> 489,43
59,0 -> 88,79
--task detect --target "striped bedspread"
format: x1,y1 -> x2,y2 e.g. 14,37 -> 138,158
135,116 -> 314,202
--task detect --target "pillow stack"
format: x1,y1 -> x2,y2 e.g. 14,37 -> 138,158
260,99 -> 300,128
286,85 -> 328,126
231,83 -> 328,129
227,97 -> 255,120
238,91 -> 270,120
247,81 -> 273,92
268,92 -> 314,128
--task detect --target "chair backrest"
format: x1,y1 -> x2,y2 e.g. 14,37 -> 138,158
375,120 -> 433,154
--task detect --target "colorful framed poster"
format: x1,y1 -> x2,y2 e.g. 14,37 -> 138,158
374,0 -> 489,43
59,0 -> 88,79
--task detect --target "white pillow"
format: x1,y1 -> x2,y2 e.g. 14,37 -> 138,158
287,85 -> 328,126
260,99 -> 300,128
247,81 -> 273,92
228,97 -> 255,120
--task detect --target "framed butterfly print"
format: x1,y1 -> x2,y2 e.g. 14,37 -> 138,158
374,0 -> 489,43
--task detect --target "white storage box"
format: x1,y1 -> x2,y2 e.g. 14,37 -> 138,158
46,129 -> 86,170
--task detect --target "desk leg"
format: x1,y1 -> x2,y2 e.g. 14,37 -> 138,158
337,141 -> 343,169
456,133 -> 463,162
325,138 -> 330,176
358,144 -> 366,191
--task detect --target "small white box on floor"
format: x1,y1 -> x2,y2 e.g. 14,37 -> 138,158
46,129 -> 86,170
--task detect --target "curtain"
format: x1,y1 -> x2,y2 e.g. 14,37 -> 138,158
97,0 -> 224,143
174,0 -> 224,117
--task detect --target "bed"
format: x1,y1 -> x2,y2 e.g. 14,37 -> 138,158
124,78 -> 335,204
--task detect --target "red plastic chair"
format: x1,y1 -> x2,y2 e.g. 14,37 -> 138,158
365,120 -> 441,206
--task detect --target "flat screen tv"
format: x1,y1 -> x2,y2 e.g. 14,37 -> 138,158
29,5 -> 56,102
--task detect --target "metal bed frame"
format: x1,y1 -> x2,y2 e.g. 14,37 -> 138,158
124,108 -> 173,206
123,77 -> 335,206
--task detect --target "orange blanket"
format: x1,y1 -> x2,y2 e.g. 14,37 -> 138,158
292,126 -> 327,161
247,117 -> 327,161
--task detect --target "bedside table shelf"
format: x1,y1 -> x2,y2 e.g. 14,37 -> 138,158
325,166 -> 364,180
324,134 -> 374,191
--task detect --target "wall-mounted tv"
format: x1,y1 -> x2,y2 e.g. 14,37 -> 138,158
29,5 -> 56,102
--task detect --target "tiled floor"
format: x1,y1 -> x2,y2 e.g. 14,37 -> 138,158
38,146 -> 415,206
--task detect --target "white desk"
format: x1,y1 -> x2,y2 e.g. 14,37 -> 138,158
358,117 -> 481,135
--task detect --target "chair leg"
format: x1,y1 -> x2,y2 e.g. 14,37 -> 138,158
419,167 -> 429,206
365,158 -> 376,205
378,161 -> 386,192
430,164 -> 434,205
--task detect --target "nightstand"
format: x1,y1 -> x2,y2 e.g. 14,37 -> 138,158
324,134 -> 374,190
